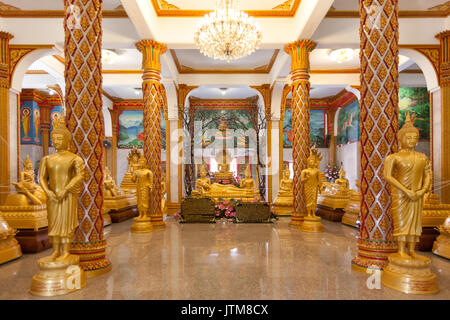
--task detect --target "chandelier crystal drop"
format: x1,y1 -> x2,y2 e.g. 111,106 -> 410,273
194,0 -> 262,62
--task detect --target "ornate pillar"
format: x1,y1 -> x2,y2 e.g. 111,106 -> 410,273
136,40 -> 167,228
284,40 -> 316,227
352,0 -> 399,272
108,108 -> 119,182
436,31 -> 450,203
0,31 -> 13,205
39,103 -> 52,156
64,0 -> 111,276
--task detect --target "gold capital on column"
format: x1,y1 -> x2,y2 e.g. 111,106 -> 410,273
0,31 -> 13,205
436,30 -> 450,202
283,40 -> 316,227
136,39 -> 167,228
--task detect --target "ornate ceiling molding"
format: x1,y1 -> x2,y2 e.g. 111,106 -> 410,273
150,0 -> 301,17
170,49 -> 279,74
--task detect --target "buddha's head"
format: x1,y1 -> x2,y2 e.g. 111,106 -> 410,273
398,113 -> 419,150
283,167 -> 290,179
245,165 -> 251,178
200,167 -> 207,178
339,167 -> 346,178
51,118 -> 72,151
138,157 -> 147,168
23,154 -> 33,171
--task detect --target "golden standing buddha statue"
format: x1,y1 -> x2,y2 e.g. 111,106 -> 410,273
381,114 -> 439,294
30,119 -> 86,296
273,167 -> 294,215
300,146 -> 324,233
130,158 -> 153,233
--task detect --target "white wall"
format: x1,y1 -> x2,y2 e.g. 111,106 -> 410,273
336,142 -> 360,191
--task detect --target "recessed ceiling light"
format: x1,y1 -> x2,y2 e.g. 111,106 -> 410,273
102,49 -> 118,64
329,48 -> 354,63
134,88 -> 142,95
220,88 -> 228,95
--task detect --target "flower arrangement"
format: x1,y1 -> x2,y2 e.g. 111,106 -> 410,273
215,201 -> 237,221
174,209 -> 182,220
324,164 -> 340,183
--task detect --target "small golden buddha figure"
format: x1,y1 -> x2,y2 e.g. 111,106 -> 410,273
194,166 -> 212,195
300,146 -> 324,233
381,114 -> 439,294
335,167 -> 349,190
215,149 -> 233,180
30,119 -> 86,296
130,157 -> 153,233
240,166 -> 256,190
103,166 -> 121,198
120,147 -> 144,194
273,167 -> 294,215
12,154 -> 46,205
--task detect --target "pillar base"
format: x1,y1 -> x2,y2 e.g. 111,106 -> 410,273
151,216 -> 166,229
300,216 -> 324,233
381,254 -> 439,294
288,214 -> 304,228
131,217 -> 153,233
30,254 -> 86,297
70,240 -> 111,277
352,239 -> 397,272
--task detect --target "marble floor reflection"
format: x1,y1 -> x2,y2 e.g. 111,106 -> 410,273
0,217 -> 448,299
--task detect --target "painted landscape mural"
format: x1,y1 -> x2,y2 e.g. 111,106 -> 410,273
283,109 -> 326,148
398,87 -> 430,140
118,110 -> 165,149
337,100 -> 360,145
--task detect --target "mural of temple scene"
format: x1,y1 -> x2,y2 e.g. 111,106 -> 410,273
0,0 -> 448,303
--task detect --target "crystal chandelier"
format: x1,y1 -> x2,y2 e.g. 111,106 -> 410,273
329,48 -> 354,63
194,0 -> 262,62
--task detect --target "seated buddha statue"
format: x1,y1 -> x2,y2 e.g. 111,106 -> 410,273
120,147 -> 144,194
215,149 -> 233,181
11,154 -> 46,206
335,167 -> 350,191
240,166 -> 256,191
192,167 -> 212,196
273,167 -> 294,208
103,166 -> 122,198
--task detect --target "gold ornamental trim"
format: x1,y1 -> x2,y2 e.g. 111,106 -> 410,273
0,10 -> 128,18
326,10 -> 449,18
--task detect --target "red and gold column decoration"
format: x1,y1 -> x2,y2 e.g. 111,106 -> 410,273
352,0 -> 399,272
0,31 -> 13,205
436,31 -> 450,203
284,40 -> 316,227
64,0 -> 111,276
136,40 -> 167,228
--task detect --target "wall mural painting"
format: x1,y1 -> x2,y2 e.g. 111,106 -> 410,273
337,100 -> 360,145
398,87 -> 430,140
49,105 -> 63,146
283,109 -> 326,148
193,108 -> 255,149
20,100 -> 41,145
118,109 -> 166,149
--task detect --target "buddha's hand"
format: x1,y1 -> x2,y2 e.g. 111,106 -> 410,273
416,189 -> 427,198
56,189 -> 68,201
46,191 -> 57,202
404,189 -> 419,201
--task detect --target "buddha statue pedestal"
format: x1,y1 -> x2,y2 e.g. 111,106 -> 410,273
104,194 -> 138,223
341,190 -> 361,228
416,193 -> 450,251
432,215 -> 450,259
0,194 -> 50,253
316,183 -> 350,222
300,215 -> 324,233
0,216 -> 22,264
382,254 -> 439,294
30,254 -> 86,296
131,217 -> 153,233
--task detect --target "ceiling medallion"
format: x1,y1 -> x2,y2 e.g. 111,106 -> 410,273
194,0 -> 262,62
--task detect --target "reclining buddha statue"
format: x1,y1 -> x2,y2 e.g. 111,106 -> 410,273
192,165 -> 260,202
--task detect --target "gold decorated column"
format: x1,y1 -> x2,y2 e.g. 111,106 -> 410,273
284,40 -> 316,227
64,0 -> 111,276
0,31 -> 13,205
352,0 -> 399,272
436,31 -> 450,203
136,40 -> 167,228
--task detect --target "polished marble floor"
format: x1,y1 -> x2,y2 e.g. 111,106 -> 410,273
0,217 -> 448,300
